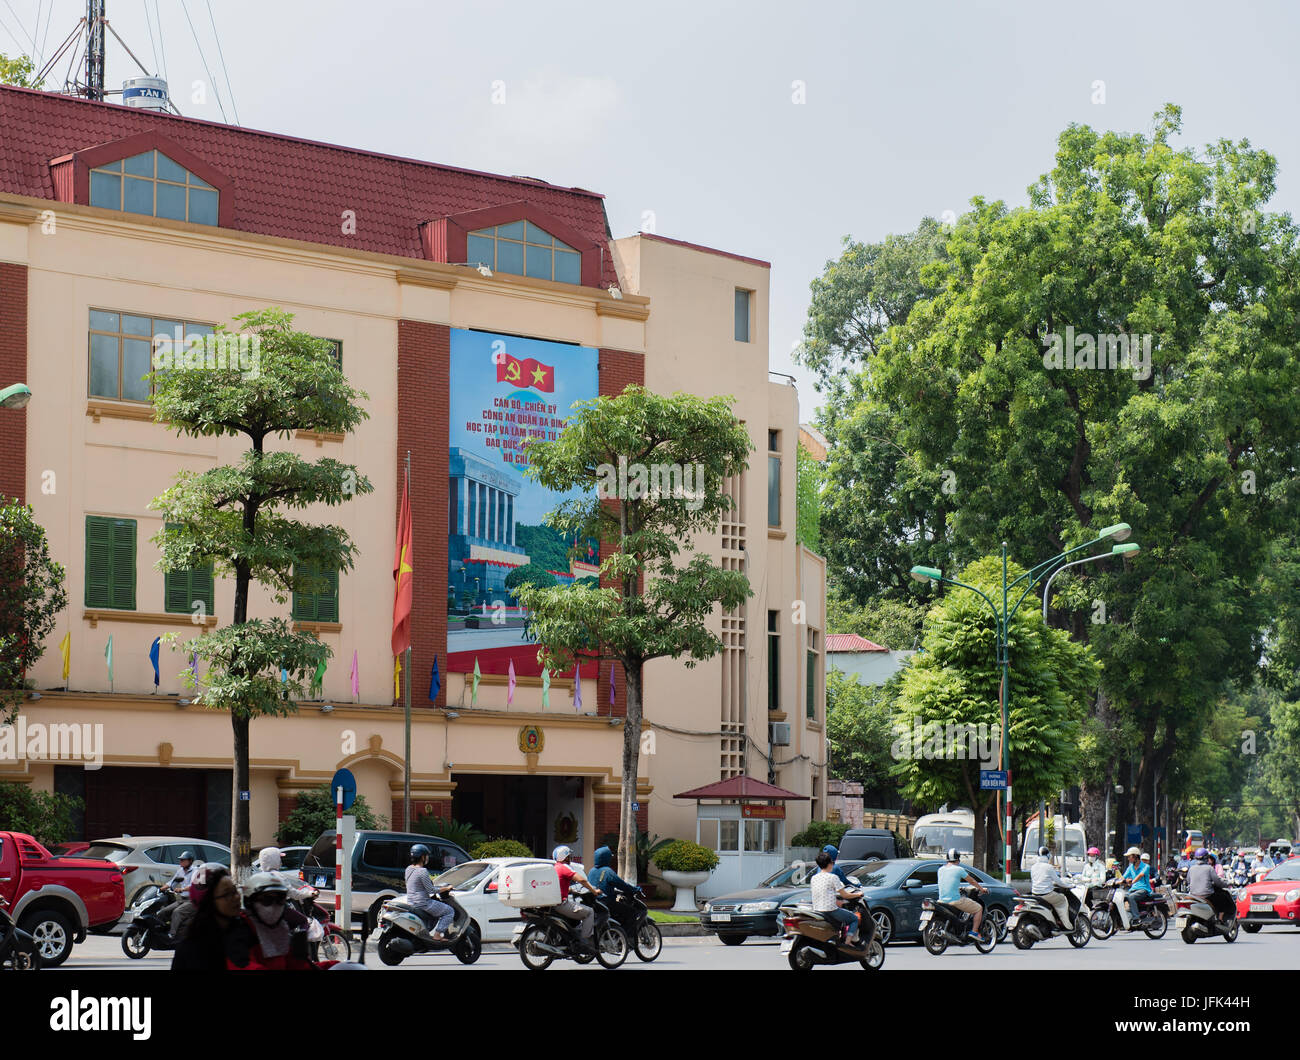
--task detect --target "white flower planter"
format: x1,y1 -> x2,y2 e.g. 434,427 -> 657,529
661,869 -> 712,913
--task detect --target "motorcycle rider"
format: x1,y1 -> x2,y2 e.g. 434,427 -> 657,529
1081,847 -> 1107,886
1030,846 -> 1073,929
227,873 -> 321,970
1186,848 -> 1235,924
552,845 -> 597,952
820,844 -> 853,887
811,850 -> 864,946
167,851 -> 198,895
589,845 -> 642,904
938,847 -> 988,940
1119,846 -> 1153,927
405,844 -> 455,941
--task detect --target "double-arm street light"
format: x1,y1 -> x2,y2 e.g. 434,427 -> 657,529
910,523 -> 1138,883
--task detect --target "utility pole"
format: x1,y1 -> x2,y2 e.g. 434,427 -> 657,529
86,1 -> 106,100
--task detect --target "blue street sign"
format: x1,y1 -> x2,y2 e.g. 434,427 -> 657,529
331,768 -> 357,811
632,802 -> 640,812
239,790 -> 250,801
979,770 -> 1007,790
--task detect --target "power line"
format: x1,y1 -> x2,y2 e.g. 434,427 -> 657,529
0,0 -> 37,55
141,0 -> 157,74
178,0 -> 225,123
204,0 -> 237,126
37,0 -> 54,70
153,0 -> 167,86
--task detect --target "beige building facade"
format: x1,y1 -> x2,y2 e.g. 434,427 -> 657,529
0,86 -> 823,888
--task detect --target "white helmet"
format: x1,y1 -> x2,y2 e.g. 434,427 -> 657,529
552,845 -> 572,862
1140,852 -> 1150,862
1125,846 -> 1142,857
257,847 -> 283,872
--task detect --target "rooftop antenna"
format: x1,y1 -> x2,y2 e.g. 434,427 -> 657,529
85,0 -> 105,100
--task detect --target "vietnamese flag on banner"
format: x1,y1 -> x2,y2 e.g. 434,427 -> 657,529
392,469 -> 414,657
496,354 -> 555,393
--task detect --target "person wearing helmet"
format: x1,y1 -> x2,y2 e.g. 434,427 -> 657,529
938,847 -> 988,940
1030,846 -> 1073,929
167,850 -> 198,894
811,851 -> 865,946
1119,846 -> 1152,927
1081,847 -> 1107,888
552,845 -> 597,951
405,844 -> 455,940
819,844 -> 854,887
222,872 -> 324,970
1186,847 -> 1233,923
589,846 -> 642,903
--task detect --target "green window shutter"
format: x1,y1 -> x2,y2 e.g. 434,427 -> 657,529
193,563 -> 215,615
110,520 -> 136,610
291,564 -> 311,622
806,650 -> 816,719
321,567 -> 339,623
164,569 -> 190,613
85,517 -> 112,607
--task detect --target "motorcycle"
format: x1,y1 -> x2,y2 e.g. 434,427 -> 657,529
778,892 -> 886,972
1089,882 -> 1168,940
1176,892 -> 1239,944
121,886 -> 183,959
1009,883 -> 1090,949
375,887 -> 481,966
919,884 -> 998,955
0,894 -> 40,970
292,884 -> 351,962
512,887 -> 628,970
600,890 -> 663,962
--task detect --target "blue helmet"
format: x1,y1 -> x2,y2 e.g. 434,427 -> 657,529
821,844 -> 839,860
409,843 -> 431,864
1194,847 -> 1208,861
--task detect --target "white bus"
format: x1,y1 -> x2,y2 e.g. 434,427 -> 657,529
1021,815 -> 1088,875
911,810 -> 976,864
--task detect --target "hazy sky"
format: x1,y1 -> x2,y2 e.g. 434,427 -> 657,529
6,1 -> 1298,423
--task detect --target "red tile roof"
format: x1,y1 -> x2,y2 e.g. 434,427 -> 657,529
0,86 -> 618,286
825,633 -> 889,653
673,776 -> 809,801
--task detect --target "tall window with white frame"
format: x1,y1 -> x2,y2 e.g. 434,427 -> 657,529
767,609 -> 780,713
734,289 -> 751,342
806,627 -> 820,721
767,429 -> 781,527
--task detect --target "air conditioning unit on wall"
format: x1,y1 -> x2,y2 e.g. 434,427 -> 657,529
770,723 -> 791,746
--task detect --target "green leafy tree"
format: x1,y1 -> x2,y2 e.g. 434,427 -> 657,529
513,386 -> 752,883
274,784 -> 385,846
0,783 -> 81,846
826,592 -> 926,651
1262,695 -> 1300,838
826,670 -> 898,790
0,499 -> 68,723
503,563 -> 555,593
795,442 -> 823,553
0,53 -> 41,88
806,106 -> 1300,856
148,309 -> 373,876
894,557 -> 1100,871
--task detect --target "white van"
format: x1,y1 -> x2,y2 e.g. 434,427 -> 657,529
912,810 -> 976,864
1021,816 -> 1088,875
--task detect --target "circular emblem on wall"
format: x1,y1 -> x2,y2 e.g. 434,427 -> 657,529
518,724 -> 545,755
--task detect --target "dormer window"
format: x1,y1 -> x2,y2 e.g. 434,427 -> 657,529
466,220 -> 581,284
89,150 -> 219,225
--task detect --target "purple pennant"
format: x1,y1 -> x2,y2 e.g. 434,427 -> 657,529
609,663 -> 616,706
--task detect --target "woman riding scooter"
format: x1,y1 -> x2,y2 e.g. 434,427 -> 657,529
405,844 -> 455,940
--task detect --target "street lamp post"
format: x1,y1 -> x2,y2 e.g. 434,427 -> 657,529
911,522 -> 1136,883
0,383 -> 32,409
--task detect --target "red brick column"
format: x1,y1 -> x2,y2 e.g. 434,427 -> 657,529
397,321 -> 450,709
594,800 -> 648,837
277,795 -> 296,823
0,263 -> 27,504
596,349 -> 644,720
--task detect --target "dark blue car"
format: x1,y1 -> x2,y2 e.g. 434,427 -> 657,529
784,858 -> 1017,944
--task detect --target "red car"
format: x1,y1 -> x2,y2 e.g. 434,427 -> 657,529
1236,856 -> 1300,932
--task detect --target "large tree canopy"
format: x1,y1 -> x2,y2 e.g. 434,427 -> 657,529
805,106 -> 1300,854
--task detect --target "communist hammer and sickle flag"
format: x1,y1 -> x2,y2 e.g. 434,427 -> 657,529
497,354 -> 555,393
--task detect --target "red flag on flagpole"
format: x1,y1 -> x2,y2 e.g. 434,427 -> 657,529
392,469 -> 414,658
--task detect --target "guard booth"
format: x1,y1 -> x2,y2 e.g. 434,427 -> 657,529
673,776 -> 809,898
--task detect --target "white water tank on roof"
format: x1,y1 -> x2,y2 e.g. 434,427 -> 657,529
122,77 -> 169,111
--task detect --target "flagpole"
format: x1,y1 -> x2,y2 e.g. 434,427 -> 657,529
403,451 -> 412,833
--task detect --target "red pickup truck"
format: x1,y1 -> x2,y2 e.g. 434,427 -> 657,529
0,831 -> 125,966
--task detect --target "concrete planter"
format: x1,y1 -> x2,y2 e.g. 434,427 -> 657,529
661,869 -> 711,912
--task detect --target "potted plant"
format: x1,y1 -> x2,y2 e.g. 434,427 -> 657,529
653,840 -> 719,913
